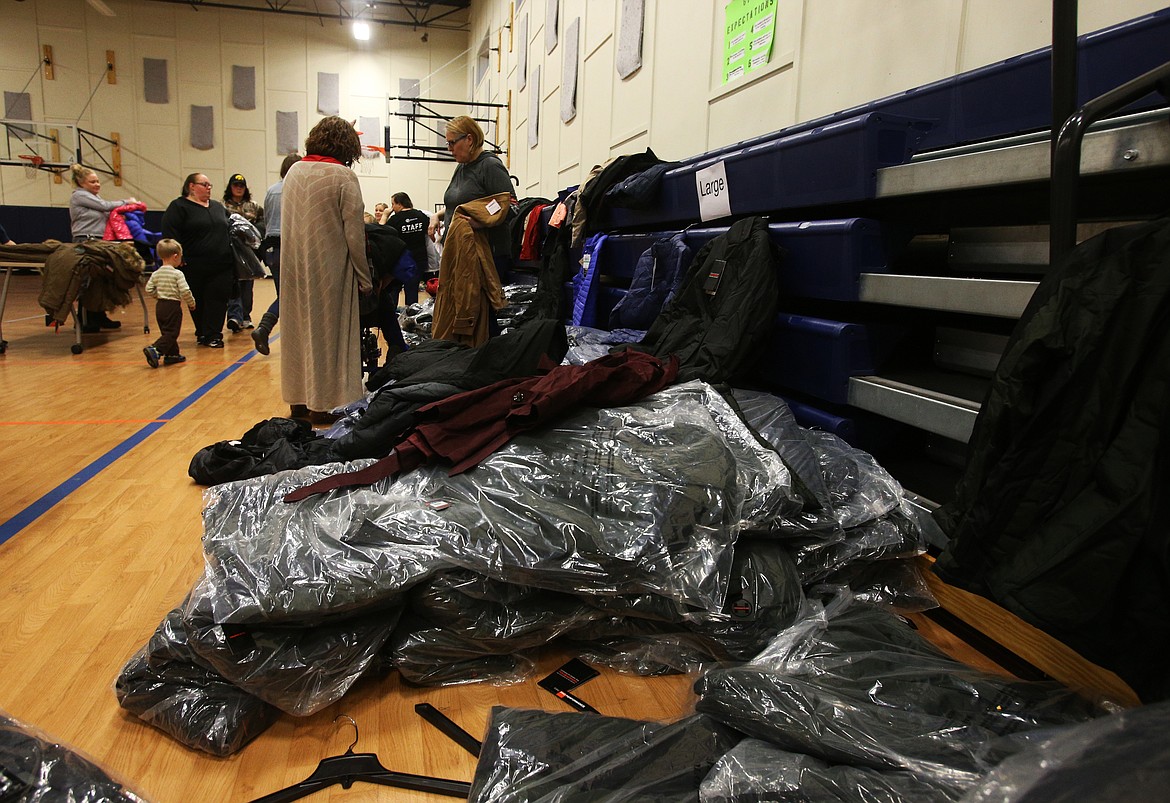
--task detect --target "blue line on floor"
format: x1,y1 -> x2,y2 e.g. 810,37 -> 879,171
0,350 -> 260,548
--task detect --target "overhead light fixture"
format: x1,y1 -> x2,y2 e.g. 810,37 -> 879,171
353,20 -> 370,40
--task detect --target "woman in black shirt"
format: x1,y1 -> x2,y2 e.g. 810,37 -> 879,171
161,173 -> 234,348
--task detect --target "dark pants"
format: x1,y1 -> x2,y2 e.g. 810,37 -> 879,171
228,279 -> 255,323
262,240 -> 281,321
373,282 -> 407,360
182,267 -> 233,342
152,298 -> 184,356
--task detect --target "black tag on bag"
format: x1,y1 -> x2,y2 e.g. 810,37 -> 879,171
703,258 -> 727,296
538,658 -> 600,693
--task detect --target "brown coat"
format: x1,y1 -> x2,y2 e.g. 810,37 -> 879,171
432,193 -> 510,347
38,240 -> 144,323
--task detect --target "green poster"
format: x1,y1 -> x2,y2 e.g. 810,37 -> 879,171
723,0 -> 777,83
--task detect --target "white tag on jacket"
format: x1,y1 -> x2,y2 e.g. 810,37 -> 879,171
695,161 -> 731,222
486,198 -> 502,215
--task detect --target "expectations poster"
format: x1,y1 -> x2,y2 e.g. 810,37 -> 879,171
723,0 -> 777,83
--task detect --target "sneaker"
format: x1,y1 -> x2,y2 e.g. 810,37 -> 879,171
251,328 -> 270,355
243,319 -> 255,329
227,318 -> 242,333
205,338 -> 224,349
143,346 -> 160,368
163,354 -> 187,365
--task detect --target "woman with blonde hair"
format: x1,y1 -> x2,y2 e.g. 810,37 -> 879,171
67,164 -> 137,330
68,164 -> 136,242
434,115 -> 513,345
279,116 -> 373,424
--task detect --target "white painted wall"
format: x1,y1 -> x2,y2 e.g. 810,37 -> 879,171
2,0 -> 1166,215
0,0 -> 468,214
469,0 -> 1168,199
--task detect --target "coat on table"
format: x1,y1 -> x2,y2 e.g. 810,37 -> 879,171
432,192 -> 510,347
278,159 -> 373,412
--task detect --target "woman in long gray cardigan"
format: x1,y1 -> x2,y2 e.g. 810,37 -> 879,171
279,116 -> 373,424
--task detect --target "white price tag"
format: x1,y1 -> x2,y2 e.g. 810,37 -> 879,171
695,161 -> 732,222
486,198 -> 502,215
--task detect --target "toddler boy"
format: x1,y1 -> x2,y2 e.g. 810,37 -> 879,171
143,238 -> 196,368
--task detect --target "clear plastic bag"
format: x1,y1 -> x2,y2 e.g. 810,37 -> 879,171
788,497 -> 927,584
388,616 -> 536,687
193,382 -> 799,627
820,556 -> 939,613
0,710 -> 148,802
181,594 -> 403,716
961,700 -> 1170,803
700,738 -> 960,802
407,570 -> 602,652
563,325 -> 644,365
468,707 -> 741,803
694,593 -> 1101,795
114,607 -> 280,756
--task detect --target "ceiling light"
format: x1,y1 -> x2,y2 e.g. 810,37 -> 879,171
353,20 -> 370,40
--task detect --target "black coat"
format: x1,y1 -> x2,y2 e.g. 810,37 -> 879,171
934,216 -> 1170,702
632,215 -> 782,384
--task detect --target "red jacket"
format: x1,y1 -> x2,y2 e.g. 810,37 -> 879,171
104,202 -> 147,241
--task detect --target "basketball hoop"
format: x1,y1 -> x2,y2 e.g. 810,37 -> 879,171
18,154 -> 44,179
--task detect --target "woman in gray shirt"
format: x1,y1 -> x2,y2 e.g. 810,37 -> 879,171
442,115 -> 514,260
68,164 -> 135,242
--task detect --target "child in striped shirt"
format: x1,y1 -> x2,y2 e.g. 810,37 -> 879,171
143,239 -> 196,367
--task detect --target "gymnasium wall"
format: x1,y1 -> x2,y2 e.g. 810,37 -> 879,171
0,0 -> 468,233
467,0 -> 1168,199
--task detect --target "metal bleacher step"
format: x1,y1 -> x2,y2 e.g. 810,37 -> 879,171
875,107 -> 1170,197
859,273 -> 1037,318
848,371 -> 986,444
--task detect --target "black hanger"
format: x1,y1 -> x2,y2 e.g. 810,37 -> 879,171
414,703 -> 482,757
247,715 -> 471,802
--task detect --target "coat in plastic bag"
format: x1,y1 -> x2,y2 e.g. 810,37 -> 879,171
0,710 -> 147,802
961,700 -> 1170,803
114,607 -> 280,757
191,382 -> 799,626
700,738 -> 957,803
468,707 -> 741,803
694,594 -> 1102,796
181,592 -> 404,716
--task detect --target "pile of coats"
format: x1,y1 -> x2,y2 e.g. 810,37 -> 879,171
37,240 -> 144,324
117,376 -> 936,757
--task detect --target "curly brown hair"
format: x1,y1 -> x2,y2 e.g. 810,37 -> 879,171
304,116 -> 362,167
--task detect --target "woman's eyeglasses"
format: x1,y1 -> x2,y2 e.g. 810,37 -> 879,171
445,134 -> 469,149
194,181 -> 212,188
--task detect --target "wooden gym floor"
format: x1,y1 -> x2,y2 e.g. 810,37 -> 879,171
0,272 -> 1131,801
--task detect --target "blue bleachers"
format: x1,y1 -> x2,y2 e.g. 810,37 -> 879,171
602,114 -> 932,230
599,9 -> 1170,231
569,10 -> 1170,449
757,314 -> 908,405
597,218 -> 900,304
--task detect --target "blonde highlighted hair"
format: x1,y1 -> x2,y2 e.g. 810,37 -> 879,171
445,115 -> 485,157
69,164 -> 96,188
